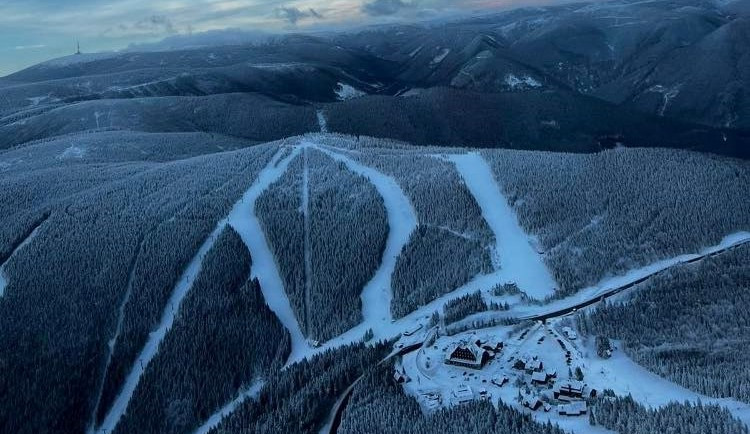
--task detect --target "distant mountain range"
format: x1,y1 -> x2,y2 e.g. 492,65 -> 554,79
1,0 -> 748,157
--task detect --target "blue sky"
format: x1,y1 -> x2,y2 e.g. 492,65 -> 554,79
0,0 -> 543,76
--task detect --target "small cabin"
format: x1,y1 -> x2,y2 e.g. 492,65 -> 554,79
554,380 -> 585,400
558,400 -> 588,416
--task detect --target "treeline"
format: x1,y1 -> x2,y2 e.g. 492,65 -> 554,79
339,363 -> 565,434
392,226 -> 492,318
0,144 -> 276,433
443,291 -> 487,325
591,394 -> 748,434
257,148 -> 388,341
581,245 -> 750,403
212,342 -> 390,434
484,147 -> 750,296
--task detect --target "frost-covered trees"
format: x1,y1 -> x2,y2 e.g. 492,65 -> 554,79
581,245 -> 750,403
113,227 -> 289,434
484,147 -> 750,296
443,291 -> 488,325
212,342 -> 390,434
0,142 -> 277,434
591,394 -> 748,434
347,142 -> 494,316
256,148 -> 388,340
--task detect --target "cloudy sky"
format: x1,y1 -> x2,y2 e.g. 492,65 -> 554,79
0,0 -> 542,76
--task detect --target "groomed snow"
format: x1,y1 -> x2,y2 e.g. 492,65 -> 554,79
448,153 -> 557,299
226,146 -> 311,363
311,141 -> 418,328
192,380 -> 265,434
335,83 -> 366,101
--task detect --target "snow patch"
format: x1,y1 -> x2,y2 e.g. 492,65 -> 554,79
431,48 -> 451,65
504,74 -> 543,90
335,83 -> 366,101
58,146 -> 86,160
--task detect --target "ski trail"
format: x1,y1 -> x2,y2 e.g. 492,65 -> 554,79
227,145 -> 311,363
447,152 -> 556,300
309,141 -> 418,328
0,215 -> 49,297
86,237 -> 146,434
97,223 -> 229,434
96,148 -> 300,434
317,110 -> 328,133
302,147 -> 312,338
192,380 -> 265,434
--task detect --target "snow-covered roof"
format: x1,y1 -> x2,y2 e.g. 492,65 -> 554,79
558,400 -> 588,415
531,371 -> 547,382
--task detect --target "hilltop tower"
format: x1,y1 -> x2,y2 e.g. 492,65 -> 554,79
75,40 -> 81,55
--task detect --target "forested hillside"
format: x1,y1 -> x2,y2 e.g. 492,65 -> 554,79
256,148 -> 388,341
0,141 -> 277,434
484,147 -> 750,295
581,245 -> 750,403
112,227 -> 289,434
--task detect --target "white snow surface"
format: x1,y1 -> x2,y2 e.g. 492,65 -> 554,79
0,270 -> 6,298
192,380 -> 265,434
431,48 -> 451,65
448,153 -> 557,299
504,74 -> 543,89
226,146 -> 311,363
584,339 -> 750,427
316,110 -> 328,133
335,83 -> 366,101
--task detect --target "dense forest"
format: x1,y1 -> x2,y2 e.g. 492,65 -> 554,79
485,147 -> 750,296
213,342 -> 390,433
256,148 -> 388,341
581,245 -> 750,403
0,142 -> 276,434
112,227 -> 290,434
591,394 -> 748,434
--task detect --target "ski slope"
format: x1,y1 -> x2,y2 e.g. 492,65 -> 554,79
192,380 -> 265,434
226,145 -> 310,363
448,153 -> 557,300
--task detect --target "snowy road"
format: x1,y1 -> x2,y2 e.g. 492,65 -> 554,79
226,146 -> 310,363
448,153 -> 556,300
